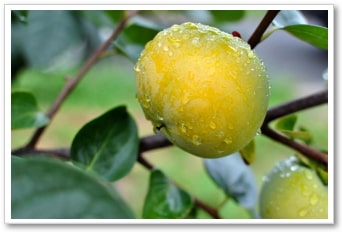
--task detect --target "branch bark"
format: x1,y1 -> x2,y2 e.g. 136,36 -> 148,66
248,10 -> 280,49
25,10 -> 139,149
261,89 -> 328,168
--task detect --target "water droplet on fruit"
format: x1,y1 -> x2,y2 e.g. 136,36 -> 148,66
301,184 -> 311,197
310,194 -> 319,205
209,121 -> 216,129
157,42 -> 162,48
180,123 -> 187,133
171,25 -> 180,32
298,208 -> 308,217
134,63 -> 141,72
192,37 -> 200,45
163,46 -> 169,52
224,137 -> 232,144
304,170 -> 313,180
290,165 -> 298,172
168,51 -> 173,57
192,135 -> 201,146
248,50 -> 254,59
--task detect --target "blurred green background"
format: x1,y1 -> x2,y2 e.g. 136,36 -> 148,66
11,10 -> 328,218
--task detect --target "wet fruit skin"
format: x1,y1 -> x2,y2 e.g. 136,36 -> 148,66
134,22 -> 269,158
259,156 -> 328,219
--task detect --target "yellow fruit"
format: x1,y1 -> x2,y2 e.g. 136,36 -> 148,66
134,22 -> 269,158
259,156 -> 328,219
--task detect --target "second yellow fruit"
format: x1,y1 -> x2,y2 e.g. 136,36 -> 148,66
135,22 -> 269,158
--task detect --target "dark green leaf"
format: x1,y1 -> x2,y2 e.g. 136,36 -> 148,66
114,16 -> 162,62
282,24 -> 328,50
275,114 -> 297,131
12,10 -> 29,24
316,167 -> 328,185
11,157 -> 135,219
22,11 -> 84,68
104,10 -> 125,23
209,10 -> 245,23
239,139 -> 255,164
71,106 -> 138,181
143,169 -> 194,219
204,153 -> 258,211
272,10 -> 307,28
11,91 -> 49,130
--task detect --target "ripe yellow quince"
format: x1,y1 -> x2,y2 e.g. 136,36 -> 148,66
135,22 -> 269,158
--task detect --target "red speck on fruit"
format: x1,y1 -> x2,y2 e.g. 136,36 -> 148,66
232,31 -> 241,38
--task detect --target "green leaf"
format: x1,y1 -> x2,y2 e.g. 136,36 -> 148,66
11,157 -> 135,219
275,114 -> 297,131
143,169 -> 194,219
239,139 -> 255,164
272,10 -> 307,28
22,10 -> 84,68
12,10 -> 29,24
275,115 -> 313,144
71,106 -> 138,181
316,167 -> 328,185
282,24 -> 328,50
104,10 -> 125,23
204,153 -> 258,213
209,10 -> 245,23
114,16 -> 162,62
11,91 -> 49,130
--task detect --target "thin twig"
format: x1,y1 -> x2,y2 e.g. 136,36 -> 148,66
261,90 -> 328,168
264,90 -> 328,122
11,147 -> 70,160
248,10 -> 280,49
25,10 -> 139,149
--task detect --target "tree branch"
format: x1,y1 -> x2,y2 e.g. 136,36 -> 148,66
261,89 -> 328,168
248,10 -> 280,49
25,10 -> 139,149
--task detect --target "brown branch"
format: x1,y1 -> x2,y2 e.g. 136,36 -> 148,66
139,134 -> 172,153
12,147 -> 70,160
261,90 -> 328,168
25,10 -> 139,149
248,10 -> 280,49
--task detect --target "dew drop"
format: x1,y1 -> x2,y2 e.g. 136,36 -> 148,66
298,208 -> 308,217
304,170 -> 313,180
310,194 -> 319,205
163,46 -> 169,52
192,135 -> 201,146
301,184 -> 311,197
248,50 -> 254,59
157,42 -> 162,48
168,51 -> 173,57
209,121 -> 216,129
171,25 -> 180,32
224,137 -> 232,144
174,42 -> 181,48
290,165 -> 298,172
192,37 -> 200,45
180,123 -> 187,133
134,64 -> 141,72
